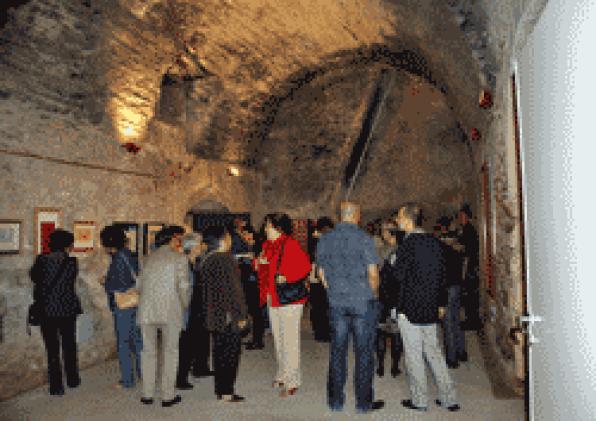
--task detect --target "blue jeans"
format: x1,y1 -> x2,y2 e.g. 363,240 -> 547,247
444,286 -> 466,364
327,300 -> 380,412
113,307 -> 143,387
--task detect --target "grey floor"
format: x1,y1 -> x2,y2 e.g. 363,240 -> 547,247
0,321 -> 525,421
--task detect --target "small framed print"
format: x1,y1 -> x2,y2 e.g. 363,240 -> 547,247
73,221 -> 96,253
143,222 -> 165,255
34,208 -> 62,255
113,222 -> 139,257
0,220 -> 22,254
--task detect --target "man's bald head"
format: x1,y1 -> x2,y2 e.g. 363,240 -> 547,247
340,201 -> 361,224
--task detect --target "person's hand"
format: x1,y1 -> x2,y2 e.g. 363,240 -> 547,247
259,254 -> 268,265
237,319 -> 248,329
438,307 -> 446,319
275,274 -> 287,284
99,275 -> 106,285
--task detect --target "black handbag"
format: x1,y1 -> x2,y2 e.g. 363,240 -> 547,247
274,240 -> 309,305
27,255 -> 70,331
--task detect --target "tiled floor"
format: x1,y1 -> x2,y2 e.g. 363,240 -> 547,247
0,327 -> 525,421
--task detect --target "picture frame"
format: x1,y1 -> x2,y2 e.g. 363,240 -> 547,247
0,219 -> 22,255
113,222 -> 139,257
143,222 -> 165,255
72,221 -> 96,253
34,208 -> 62,255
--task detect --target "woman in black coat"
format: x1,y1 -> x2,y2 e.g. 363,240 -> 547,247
30,229 -> 82,396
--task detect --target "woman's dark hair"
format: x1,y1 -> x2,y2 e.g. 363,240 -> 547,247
265,213 -> 293,235
316,217 -> 334,233
460,204 -> 473,219
48,229 -> 74,252
100,225 -> 126,249
202,225 -> 228,252
154,225 -> 185,248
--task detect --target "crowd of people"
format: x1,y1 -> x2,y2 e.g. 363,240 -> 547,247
28,201 -> 480,414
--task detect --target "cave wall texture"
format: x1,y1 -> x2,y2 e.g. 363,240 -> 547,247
0,0 -> 545,400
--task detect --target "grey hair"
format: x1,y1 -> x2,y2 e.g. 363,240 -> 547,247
340,201 -> 359,220
181,232 -> 202,253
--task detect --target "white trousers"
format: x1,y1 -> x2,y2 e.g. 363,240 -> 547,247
268,295 -> 304,389
140,323 -> 180,401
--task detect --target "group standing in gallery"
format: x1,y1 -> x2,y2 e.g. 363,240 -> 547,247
28,200 -> 480,414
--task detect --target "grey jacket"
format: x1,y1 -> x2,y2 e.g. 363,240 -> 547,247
137,246 -> 190,328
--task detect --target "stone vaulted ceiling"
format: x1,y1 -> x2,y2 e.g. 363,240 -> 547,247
0,0 -> 489,215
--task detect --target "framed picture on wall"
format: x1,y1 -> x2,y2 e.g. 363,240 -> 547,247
73,221 -> 96,253
113,222 -> 139,257
34,208 -> 62,255
0,220 -> 22,254
143,222 -> 165,255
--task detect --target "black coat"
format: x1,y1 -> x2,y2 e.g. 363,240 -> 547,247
391,233 -> 447,324
30,251 -> 82,318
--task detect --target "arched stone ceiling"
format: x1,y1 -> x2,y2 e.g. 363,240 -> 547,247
1,0 -> 486,168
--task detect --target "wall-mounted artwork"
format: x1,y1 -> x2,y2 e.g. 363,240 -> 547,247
113,222 -> 139,256
34,208 -> 62,255
0,220 -> 21,254
143,222 -> 165,255
73,221 -> 96,253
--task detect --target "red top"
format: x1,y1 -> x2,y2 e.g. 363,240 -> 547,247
253,234 -> 311,307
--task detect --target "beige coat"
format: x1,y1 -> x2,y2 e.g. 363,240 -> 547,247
137,246 -> 190,328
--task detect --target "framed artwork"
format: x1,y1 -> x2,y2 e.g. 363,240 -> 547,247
73,221 -> 96,253
113,222 -> 139,256
143,222 -> 165,255
0,220 -> 22,254
34,208 -> 62,255
481,163 -> 496,299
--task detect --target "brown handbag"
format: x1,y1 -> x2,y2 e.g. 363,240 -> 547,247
114,256 -> 140,310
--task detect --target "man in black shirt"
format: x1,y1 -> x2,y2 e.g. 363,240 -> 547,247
392,204 -> 459,413
458,205 -> 481,331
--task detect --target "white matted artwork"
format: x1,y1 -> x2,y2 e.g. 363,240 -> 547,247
73,221 -> 96,253
0,220 -> 22,254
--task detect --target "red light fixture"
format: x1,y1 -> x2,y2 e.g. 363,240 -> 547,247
122,142 -> 141,155
479,90 -> 493,109
471,128 -> 482,141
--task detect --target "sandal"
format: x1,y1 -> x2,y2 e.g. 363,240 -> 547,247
280,387 -> 298,397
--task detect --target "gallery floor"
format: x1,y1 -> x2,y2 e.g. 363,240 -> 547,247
0,320 -> 525,421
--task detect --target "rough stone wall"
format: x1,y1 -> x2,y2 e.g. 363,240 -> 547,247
472,0 -> 548,395
0,98 -> 259,401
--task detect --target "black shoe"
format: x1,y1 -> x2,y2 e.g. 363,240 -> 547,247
391,367 -> 402,377
50,388 -> 64,396
435,399 -> 461,412
67,379 -> 81,388
371,400 -> 385,411
162,395 -> 182,407
401,399 -> 427,412
458,352 -> 468,362
217,394 -> 245,402
176,381 -> 194,390
447,361 -> 460,369
376,365 -> 384,377
245,342 -> 264,350
140,397 -> 154,405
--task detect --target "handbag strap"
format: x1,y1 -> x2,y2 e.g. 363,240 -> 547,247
275,239 -> 288,275
121,254 -> 139,285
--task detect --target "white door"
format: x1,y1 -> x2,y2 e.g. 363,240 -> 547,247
515,0 -> 596,419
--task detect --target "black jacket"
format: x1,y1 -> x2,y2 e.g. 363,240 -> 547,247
392,233 -> 447,324
30,251 -> 82,318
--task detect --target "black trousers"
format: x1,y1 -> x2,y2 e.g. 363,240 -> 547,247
40,317 -> 80,393
376,329 -> 403,370
243,281 -> 264,345
212,330 -> 242,396
178,317 -> 212,381
309,283 -> 330,340
462,267 -> 481,327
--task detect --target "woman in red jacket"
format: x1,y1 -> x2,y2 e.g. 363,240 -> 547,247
253,213 -> 311,398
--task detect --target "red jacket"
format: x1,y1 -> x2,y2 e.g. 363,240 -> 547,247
253,234 -> 311,307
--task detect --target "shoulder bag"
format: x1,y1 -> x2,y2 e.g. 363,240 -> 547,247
274,239 -> 309,305
114,256 -> 140,310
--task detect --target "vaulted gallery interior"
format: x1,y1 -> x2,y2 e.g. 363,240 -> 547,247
0,0 -> 561,419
